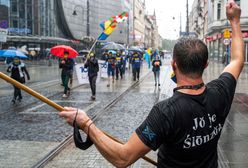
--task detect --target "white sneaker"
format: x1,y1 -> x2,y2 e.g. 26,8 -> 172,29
62,94 -> 67,98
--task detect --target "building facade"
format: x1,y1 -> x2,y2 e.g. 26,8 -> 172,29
133,0 -> 145,47
189,0 -> 206,40
206,0 -> 248,63
189,0 -> 248,64
0,0 -> 161,54
144,14 -> 152,48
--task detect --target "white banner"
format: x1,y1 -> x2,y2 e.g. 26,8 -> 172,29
75,63 -> 89,84
98,60 -> 108,78
75,62 -> 103,84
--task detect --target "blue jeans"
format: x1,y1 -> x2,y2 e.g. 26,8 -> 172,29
154,70 -> 160,84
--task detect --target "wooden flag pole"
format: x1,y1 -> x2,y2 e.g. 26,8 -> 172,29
0,72 -> 157,166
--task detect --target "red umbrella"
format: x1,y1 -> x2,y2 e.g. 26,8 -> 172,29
50,45 -> 78,58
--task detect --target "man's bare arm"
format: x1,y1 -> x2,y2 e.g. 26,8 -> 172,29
223,0 -> 245,80
90,125 -> 151,167
59,108 -> 151,168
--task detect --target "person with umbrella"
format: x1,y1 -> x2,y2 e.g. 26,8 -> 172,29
131,51 -> 142,81
7,56 -> 30,104
59,51 -> 74,98
84,52 -> 99,101
51,45 -> 78,98
106,50 -> 116,87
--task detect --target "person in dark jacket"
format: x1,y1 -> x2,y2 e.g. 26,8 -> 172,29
59,51 -> 74,98
152,55 -> 162,86
115,51 -> 124,80
84,52 -> 99,101
106,51 -> 116,87
7,57 -> 30,104
131,51 -> 142,81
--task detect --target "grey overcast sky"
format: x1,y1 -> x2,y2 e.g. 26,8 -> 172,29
146,0 -> 194,40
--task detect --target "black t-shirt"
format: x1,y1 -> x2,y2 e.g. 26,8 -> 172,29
136,73 -> 236,168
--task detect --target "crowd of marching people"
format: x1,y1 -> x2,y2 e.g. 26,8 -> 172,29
57,47 -> 163,100
101,48 -> 163,86
5,45 -> 164,103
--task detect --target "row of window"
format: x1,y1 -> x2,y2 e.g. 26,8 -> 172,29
217,0 -> 240,20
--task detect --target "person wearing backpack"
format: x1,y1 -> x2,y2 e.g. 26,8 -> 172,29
7,57 -> 30,104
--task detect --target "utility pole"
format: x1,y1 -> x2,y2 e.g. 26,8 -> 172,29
127,16 -> 130,46
180,13 -> 182,37
87,0 -> 90,36
186,0 -> 189,36
133,0 -> 135,46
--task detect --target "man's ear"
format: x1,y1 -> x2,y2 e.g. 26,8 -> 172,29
205,61 -> 209,69
171,60 -> 177,71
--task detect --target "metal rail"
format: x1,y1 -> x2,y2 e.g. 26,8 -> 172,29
32,71 -> 154,168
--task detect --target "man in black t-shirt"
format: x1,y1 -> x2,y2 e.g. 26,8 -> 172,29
59,1 -> 245,167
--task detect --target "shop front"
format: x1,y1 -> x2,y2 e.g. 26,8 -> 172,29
206,31 -> 248,64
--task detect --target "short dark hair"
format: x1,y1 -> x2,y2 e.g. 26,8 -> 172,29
64,51 -> 69,55
173,37 -> 208,78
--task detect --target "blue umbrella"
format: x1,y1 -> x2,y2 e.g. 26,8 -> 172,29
0,49 -> 28,59
108,50 -> 117,55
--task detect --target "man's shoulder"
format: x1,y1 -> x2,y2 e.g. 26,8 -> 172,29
155,96 -> 180,113
206,72 -> 236,89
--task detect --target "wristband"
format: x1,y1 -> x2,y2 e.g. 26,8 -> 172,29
80,118 -> 91,130
87,122 -> 94,135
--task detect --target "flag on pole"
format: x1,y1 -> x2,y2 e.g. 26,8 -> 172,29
98,12 -> 128,41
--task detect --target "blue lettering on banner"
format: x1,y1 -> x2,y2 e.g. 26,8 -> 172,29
142,126 -> 156,141
101,63 -> 107,68
80,67 -> 88,73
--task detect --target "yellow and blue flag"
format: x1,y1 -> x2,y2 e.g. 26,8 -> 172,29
98,12 -> 128,40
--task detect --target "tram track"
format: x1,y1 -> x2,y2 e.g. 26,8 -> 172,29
31,70 -> 153,168
0,78 -> 80,115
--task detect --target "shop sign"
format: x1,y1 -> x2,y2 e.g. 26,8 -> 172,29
242,32 -> 248,38
206,36 -> 213,42
223,38 -> 230,46
8,28 -> 31,34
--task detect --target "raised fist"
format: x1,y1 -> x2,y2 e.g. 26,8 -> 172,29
226,0 -> 241,24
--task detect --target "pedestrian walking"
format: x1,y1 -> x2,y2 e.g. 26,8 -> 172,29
115,51 -> 124,80
106,50 -> 116,87
7,57 -> 30,104
152,55 -> 162,86
59,51 -> 74,98
84,52 -> 99,101
131,51 -> 142,81
59,1 -> 244,167
144,48 -> 151,69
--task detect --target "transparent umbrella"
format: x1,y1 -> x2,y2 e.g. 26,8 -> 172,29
102,42 -> 125,50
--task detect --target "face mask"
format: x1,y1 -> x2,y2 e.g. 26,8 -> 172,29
13,59 -> 20,65
171,71 -> 177,83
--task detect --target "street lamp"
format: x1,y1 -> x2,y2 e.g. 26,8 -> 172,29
72,0 -> 90,36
